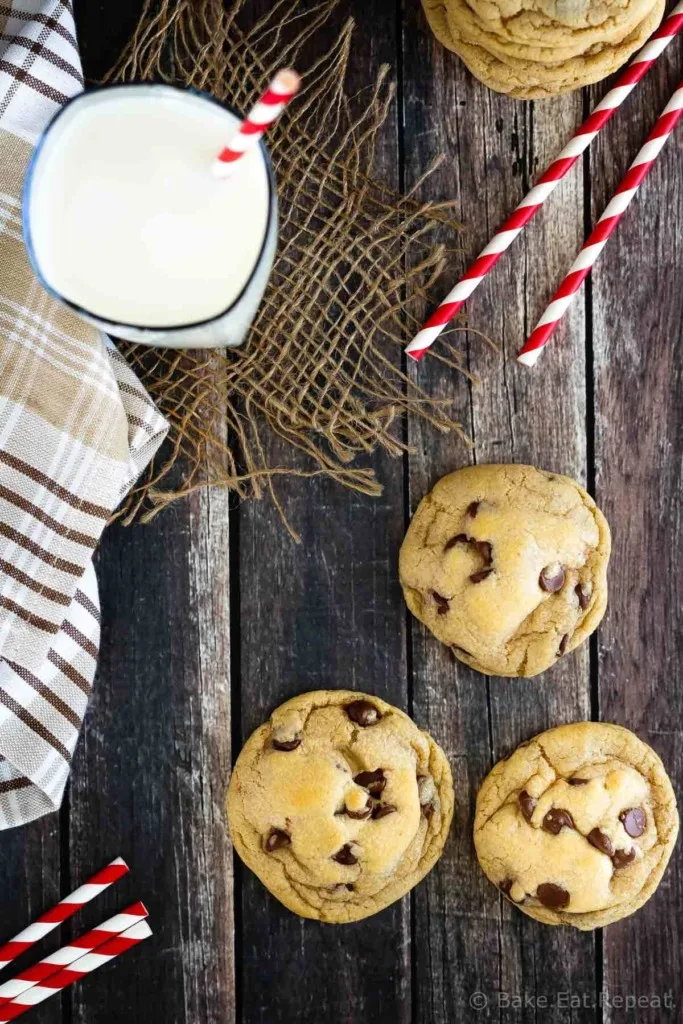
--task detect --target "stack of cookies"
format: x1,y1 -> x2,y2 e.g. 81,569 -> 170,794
422,0 -> 665,98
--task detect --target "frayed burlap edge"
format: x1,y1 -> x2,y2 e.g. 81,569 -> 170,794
108,0 -> 488,539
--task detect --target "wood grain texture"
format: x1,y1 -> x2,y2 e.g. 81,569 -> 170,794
234,3 -> 410,1023
68,484 -> 233,1024
0,821 -> 62,1024
401,3 -> 597,1019
588,42 -> 683,1018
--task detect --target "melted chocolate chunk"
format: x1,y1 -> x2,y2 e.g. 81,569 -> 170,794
539,564 -> 566,593
576,583 -> 591,610
588,828 -> 615,857
353,769 -> 386,796
272,736 -> 302,752
470,569 -> 493,584
542,808 -> 574,835
568,777 -> 589,786
333,844 -> 359,866
620,807 -> 647,838
265,829 -> 291,852
473,540 -> 493,565
372,804 -> 397,820
443,534 -> 468,552
467,501 -> 480,518
612,847 -> 637,868
499,879 -> 512,896
536,883 -> 570,910
557,634 -> 569,657
346,700 -> 381,727
518,790 -> 537,822
432,590 -> 450,615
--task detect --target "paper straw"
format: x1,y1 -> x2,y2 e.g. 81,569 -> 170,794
213,69 -> 301,178
0,858 -> 129,972
518,81 -> 683,366
0,902 -> 148,1007
0,921 -> 152,1023
404,0 -> 683,362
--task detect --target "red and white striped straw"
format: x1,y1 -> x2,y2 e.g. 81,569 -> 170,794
0,921 -> 153,1023
0,858 -> 129,972
213,69 -> 301,178
404,0 -> 683,362
0,903 -> 148,1008
518,80 -> 683,366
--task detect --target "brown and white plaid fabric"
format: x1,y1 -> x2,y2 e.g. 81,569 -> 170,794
0,0 -> 168,828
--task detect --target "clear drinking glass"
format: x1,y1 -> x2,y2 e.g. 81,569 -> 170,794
23,83 -> 278,349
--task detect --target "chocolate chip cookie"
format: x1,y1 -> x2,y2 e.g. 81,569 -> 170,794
474,722 -> 679,928
227,691 -> 454,923
399,464 -> 610,677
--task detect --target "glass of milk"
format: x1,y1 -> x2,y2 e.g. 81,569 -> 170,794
23,84 -> 278,349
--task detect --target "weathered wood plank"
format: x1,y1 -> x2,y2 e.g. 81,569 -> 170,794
0,822 -> 62,1024
72,0 -> 142,79
401,4 -> 597,1019
589,47 -> 683,1015
73,20 -> 235,1024
235,3 -> 410,1022
69,485 -> 233,1024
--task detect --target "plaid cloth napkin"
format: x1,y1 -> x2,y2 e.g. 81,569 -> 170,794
0,0 -> 168,828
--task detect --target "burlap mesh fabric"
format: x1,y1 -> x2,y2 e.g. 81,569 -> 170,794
110,0 -> 481,538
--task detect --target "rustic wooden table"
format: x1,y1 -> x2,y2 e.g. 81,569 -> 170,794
2,1 -> 681,1022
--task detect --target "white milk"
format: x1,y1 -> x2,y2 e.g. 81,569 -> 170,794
27,86 -> 272,335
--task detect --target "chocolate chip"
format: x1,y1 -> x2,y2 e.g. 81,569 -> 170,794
536,883 -> 570,910
345,883 -> 355,891
539,564 -> 566,593
568,777 -> 589,786
345,802 -> 372,820
470,569 -> 493,583
518,790 -> 537,822
443,533 -> 468,552
542,808 -> 574,835
432,590 -> 450,615
265,829 -> 291,852
422,803 -> 434,820
576,583 -> 591,610
353,769 -> 386,796
333,843 -> 358,865
612,847 -> 637,868
467,501 -> 480,517
588,828 -> 614,857
346,700 -> 381,727
272,736 -> 302,752
557,634 -> 569,657
372,804 -> 397,820
620,807 -> 647,838
473,540 -> 492,565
